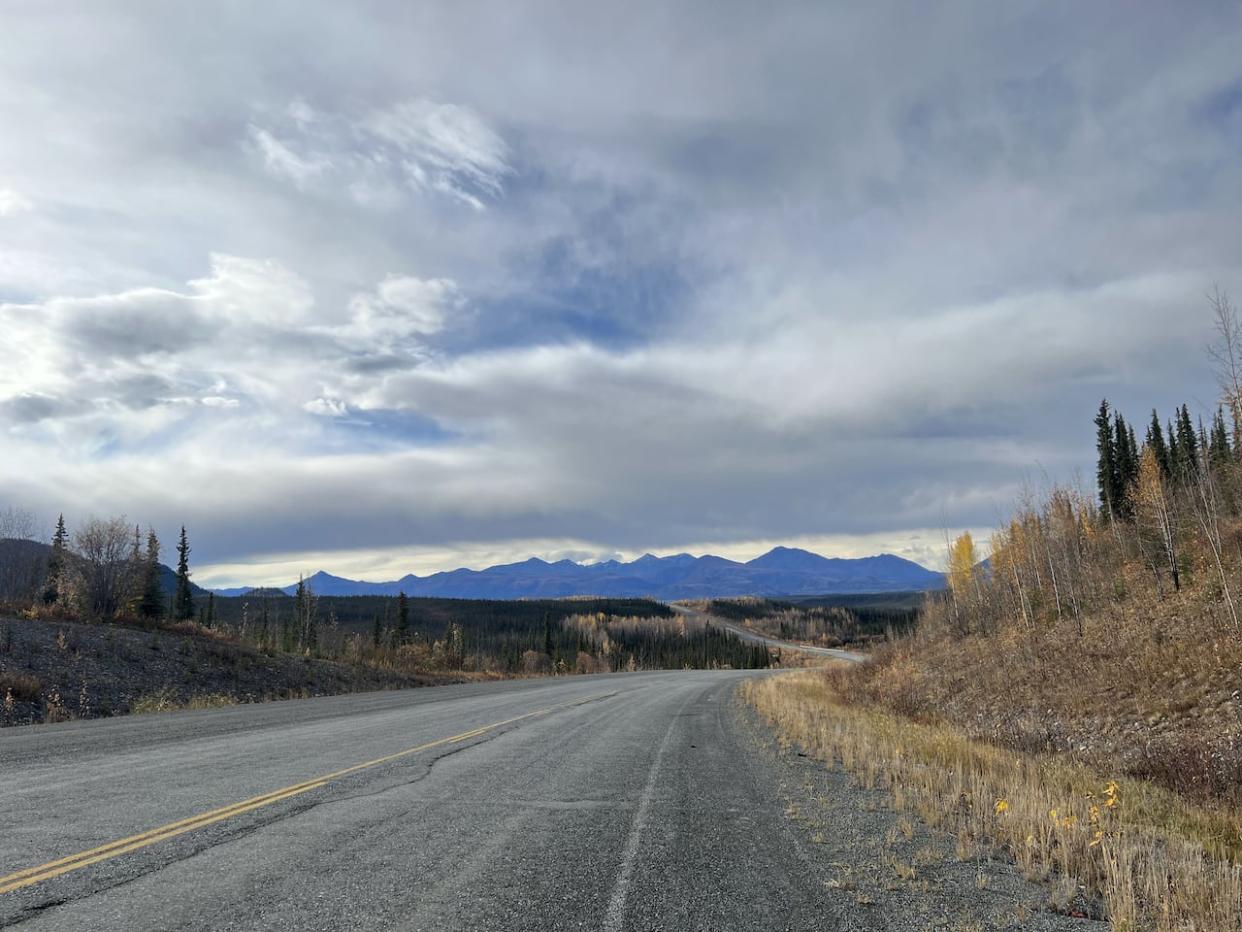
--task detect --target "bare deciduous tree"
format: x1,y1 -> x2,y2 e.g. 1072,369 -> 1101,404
0,507 -> 42,602
71,516 -> 141,620
1207,286 -> 1242,449
0,507 -> 37,541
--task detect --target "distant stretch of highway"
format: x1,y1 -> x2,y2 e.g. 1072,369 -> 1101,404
668,603 -> 867,664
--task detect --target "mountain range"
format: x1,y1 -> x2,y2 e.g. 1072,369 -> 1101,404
212,547 -> 945,601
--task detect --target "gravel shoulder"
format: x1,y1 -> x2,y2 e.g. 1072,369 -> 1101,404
734,689 -> 1107,932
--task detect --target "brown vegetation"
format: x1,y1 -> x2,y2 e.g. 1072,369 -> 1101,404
744,294 -> 1242,930
744,671 -> 1242,931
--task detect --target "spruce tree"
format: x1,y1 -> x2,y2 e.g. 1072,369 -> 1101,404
1113,412 -> 1137,518
1212,407 -> 1231,467
42,514 -> 68,604
138,529 -> 165,620
1147,410 -> 1171,478
294,576 -> 306,647
396,591 -> 409,644
1176,404 -> 1199,477
205,592 -> 215,628
173,525 -> 194,621
1094,399 -> 1117,517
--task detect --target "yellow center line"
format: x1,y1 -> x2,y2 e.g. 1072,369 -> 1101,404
0,691 -> 616,896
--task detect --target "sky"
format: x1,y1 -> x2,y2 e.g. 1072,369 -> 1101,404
1,2 -> 1240,586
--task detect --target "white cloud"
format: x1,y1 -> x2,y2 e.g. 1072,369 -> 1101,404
304,396 -> 347,417
246,97 -> 510,210
0,188 -> 32,216
342,275 -> 458,346
367,99 -> 510,202
248,126 -> 330,189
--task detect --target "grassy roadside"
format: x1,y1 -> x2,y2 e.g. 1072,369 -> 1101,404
742,670 -> 1242,932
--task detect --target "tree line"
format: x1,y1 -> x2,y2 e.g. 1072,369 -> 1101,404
942,288 -> 1242,636
0,513 -> 771,675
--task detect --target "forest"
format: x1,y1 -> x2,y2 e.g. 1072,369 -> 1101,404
0,517 -> 769,681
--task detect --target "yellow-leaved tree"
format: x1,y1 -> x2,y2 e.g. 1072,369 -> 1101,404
1133,446 -> 1179,594
947,532 -> 978,598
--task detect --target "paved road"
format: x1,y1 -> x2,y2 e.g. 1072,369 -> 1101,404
667,604 -> 866,663
1,671 -> 848,931
711,620 -> 866,663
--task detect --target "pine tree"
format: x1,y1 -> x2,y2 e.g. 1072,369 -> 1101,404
42,514 -> 68,604
396,591 -> 409,644
1147,410 -> 1171,478
205,592 -> 215,628
138,529 -> 165,620
1095,400 -> 1117,518
372,612 -> 383,649
173,526 -> 194,621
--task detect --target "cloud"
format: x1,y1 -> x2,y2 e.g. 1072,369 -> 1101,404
0,188 -> 32,217
342,275 -> 458,344
248,126 -> 330,189
0,3 -> 1240,582
0,256 -> 455,449
246,97 -> 511,211
365,99 -> 511,209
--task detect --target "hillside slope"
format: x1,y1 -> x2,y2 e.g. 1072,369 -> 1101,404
0,616 -> 466,726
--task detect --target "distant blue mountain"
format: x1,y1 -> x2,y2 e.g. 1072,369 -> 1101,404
214,547 -> 945,600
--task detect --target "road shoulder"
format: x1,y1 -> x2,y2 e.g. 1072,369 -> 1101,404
732,689 -> 1108,932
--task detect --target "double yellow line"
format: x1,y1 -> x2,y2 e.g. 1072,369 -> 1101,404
1,694 -> 611,895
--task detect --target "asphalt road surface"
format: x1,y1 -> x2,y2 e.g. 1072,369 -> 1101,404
710,620 -> 866,664
2,671 -> 854,931
666,605 -> 866,663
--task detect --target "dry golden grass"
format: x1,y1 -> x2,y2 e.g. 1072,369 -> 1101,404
743,670 -> 1242,932
131,688 -> 239,715
842,581 -> 1242,808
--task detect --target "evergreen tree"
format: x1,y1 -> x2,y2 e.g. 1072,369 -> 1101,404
1176,404 -> 1199,477
1094,400 -> 1117,518
42,514 -> 68,604
396,591 -> 409,643
294,576 -> 307,647
1211,407 -> 1232,468
1113,412 -> 1138,519
205,592 -> 216,628
1147,410 -> 1171,478
372,612 -> 383,648
138,529 -> 165,620
292,577 -> 316,651
173,526 -> 194,621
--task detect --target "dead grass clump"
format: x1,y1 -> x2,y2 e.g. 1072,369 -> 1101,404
743,670 -> 1242,932
131,688 -> 238,714
0,670 -> 42,701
